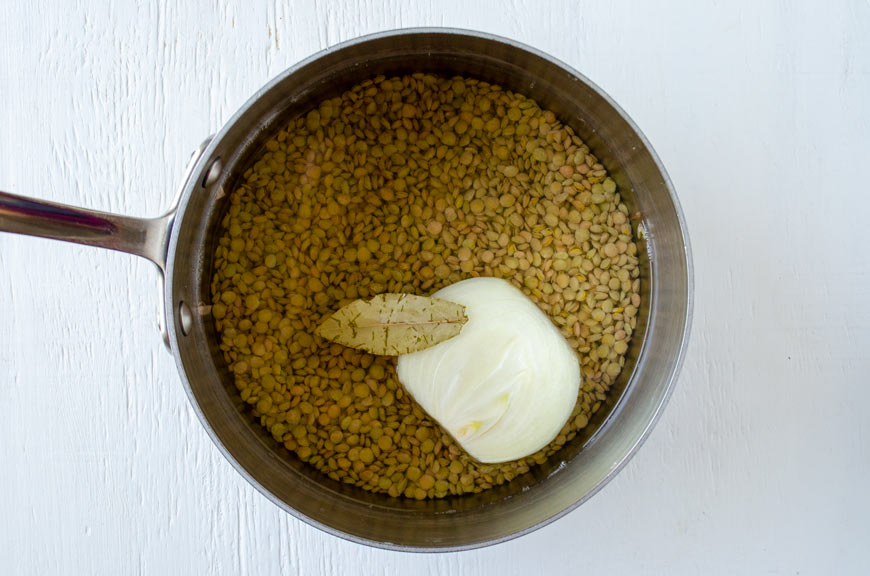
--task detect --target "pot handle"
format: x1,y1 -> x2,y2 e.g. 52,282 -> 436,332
0,139 -> 212,348
0,139 -> 211,272
0,191 -> 175,271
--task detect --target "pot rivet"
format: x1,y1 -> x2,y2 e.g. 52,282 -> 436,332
202,157 -> 223,188
178,301 -> 193,336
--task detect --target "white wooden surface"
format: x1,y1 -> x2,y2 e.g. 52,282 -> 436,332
2,1 -> 869,574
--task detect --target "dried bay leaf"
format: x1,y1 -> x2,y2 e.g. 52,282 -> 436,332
315,293 -> 468,355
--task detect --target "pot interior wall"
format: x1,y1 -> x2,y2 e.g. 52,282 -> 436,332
165,31 -> 686,551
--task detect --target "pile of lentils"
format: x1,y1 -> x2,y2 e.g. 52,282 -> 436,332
210,74 -> 642,500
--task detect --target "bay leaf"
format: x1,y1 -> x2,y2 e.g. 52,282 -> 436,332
315,293 -> 468,355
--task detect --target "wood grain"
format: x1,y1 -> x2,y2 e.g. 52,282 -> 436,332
1,0 -> 868,574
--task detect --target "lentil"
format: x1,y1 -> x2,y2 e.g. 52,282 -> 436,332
211,73 -> 642,499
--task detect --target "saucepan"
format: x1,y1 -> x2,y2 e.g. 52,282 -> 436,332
0,29 -> 692,551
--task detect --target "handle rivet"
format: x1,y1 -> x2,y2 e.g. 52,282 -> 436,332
178,301 -> 193,336
202,157 -> 223,188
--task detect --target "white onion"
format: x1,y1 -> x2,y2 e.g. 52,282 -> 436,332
396,277 -> 581,463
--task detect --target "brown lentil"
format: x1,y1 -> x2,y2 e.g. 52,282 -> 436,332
210,73 -> 641,499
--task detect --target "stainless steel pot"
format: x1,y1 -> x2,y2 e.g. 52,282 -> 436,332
0,29 -> 692,551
